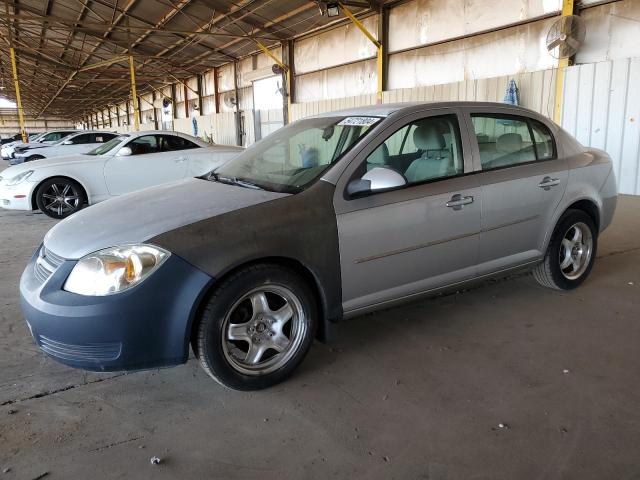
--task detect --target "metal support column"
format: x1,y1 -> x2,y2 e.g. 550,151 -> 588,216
214,67 -> 220,114
196,74 -> 204,115
255,41 -> 292,124
339,3 -> 383,104
233,60 -> 242,146
553,0 -> 575,124
128,55 -> 140,131
5,3 -> 27,143
151,91 -> 159,130
170,84 -> 177,121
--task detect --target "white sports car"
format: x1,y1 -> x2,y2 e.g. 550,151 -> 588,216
10,131 -> 119,165
0,130 -> 243,219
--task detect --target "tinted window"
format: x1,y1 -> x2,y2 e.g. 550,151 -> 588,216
43,131 -> 74,142
530,120 -> 555,160
128,135 -> 160,155
67,133 -> 93,145
163,135 -> 199,151
364,114 -> 464,184
471,115 -> 538,169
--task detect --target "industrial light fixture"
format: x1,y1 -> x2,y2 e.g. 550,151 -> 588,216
326,2 -> 340,17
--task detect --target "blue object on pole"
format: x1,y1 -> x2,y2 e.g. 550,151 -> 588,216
503,79 -> 519,106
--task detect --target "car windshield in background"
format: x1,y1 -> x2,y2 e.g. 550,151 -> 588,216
86,135 -> 127,156
212,116 -> 381,193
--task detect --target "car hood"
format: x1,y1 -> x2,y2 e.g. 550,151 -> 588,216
44,177 -> 290,259
3,154 -> 101,176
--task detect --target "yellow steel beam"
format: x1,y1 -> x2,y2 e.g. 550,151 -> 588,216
9,47 -> 27,143
339,3 -> 383,103
553,0 -> 575,124
5,1 -> 27,142
128,55 -> 140,131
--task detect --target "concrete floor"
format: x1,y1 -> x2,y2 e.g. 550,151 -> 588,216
1,170 -> 639,479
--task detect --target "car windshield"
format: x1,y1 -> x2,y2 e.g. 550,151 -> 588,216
211,115 -> 381,193
86,135 -> 127,156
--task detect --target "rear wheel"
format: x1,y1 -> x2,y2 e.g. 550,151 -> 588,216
35,177 -> 86,219
194,264 -> 317,390
533,209 -> 597,290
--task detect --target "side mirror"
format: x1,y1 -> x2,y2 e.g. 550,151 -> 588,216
346,167 -> 407,198
62,140 -> 73,145
116,146 -> 132,156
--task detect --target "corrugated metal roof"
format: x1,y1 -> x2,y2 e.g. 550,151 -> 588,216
0,0 -> 372,118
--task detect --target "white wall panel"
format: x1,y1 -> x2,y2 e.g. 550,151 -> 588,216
388,16 -> 557,90
388,0 -> 561,53
296,59 -> 377,103
294,15 -> 378,74
576,0 -> 640,64
562,57 -> 640,195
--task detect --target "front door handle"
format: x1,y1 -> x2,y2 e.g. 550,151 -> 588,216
446,194 -> 474,210
538,176 -> 560,190
174,157 -> 187,163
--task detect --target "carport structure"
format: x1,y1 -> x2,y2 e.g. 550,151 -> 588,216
0,0 -> 371,122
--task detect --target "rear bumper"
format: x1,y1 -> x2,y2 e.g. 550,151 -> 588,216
20,247 -> 213,371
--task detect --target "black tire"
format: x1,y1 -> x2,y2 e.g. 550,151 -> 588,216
26,155 -> 45,162
194,264 -> 317,390
533,209 -> 598,290
35,177 -> 86,219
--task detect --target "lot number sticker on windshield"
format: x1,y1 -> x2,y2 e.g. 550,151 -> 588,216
337,117 -> 380,126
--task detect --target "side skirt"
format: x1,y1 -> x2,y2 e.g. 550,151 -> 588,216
341,259 -> 542,320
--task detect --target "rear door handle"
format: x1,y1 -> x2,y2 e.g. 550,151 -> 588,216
538,176 -> 560,190
174,157 -> 187,163
446,194 -> 474,210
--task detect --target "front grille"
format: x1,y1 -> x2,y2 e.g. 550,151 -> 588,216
33,246 -> 65,285
39,335 -> 122,362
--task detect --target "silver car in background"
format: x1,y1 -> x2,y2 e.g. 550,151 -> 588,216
21,102 -> 617,390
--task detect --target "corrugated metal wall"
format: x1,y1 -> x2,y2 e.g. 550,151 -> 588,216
561,57 -> 640,195
290,69 -> 557,119
290,56 -> 640,196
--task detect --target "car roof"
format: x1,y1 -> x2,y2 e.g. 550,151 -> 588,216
311,101 -> 543,119
123,130 -> 194,138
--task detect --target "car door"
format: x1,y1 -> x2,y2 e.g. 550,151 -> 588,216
464,109 -> 568,274
161,134 -> 208,176
103,134 -> 187,195
334,109 -> 482,314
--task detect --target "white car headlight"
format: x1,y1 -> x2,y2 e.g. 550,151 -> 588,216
64,244 -> 170,296
5,170 -> 33,186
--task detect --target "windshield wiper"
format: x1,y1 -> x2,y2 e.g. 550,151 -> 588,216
206,172 -> 264,190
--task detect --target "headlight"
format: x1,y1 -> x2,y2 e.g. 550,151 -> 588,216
5,170 -> 33,186
64,244 -> 170,296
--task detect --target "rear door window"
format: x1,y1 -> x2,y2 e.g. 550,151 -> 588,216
161,135 -> 200,151
472,114 -> 556,170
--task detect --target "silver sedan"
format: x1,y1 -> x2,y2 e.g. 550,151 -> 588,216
21,102 -> 617,390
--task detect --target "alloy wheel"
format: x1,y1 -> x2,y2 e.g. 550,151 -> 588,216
41,182 -> 81,217
221,285 -> 307,376
558,221 -> 593,280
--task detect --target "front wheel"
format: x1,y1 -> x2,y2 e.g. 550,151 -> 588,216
533,209 -> 598,290
35,177 -> 86,219
194,264 -> 317,390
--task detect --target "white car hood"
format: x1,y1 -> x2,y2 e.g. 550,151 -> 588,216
1,154 -> 101,178
44,177 -> 289,260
